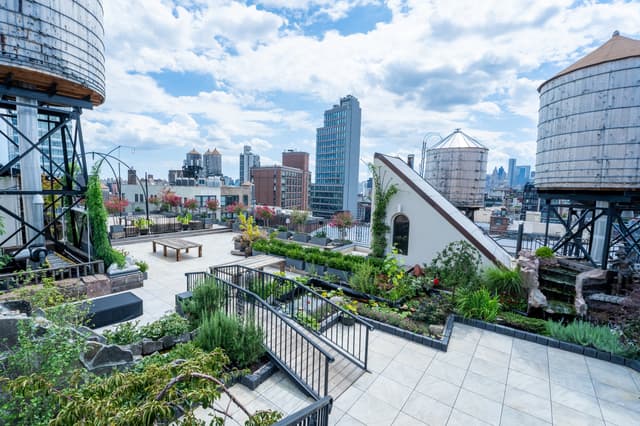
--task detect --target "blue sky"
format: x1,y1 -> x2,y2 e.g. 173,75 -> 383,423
83,0 -> 640,182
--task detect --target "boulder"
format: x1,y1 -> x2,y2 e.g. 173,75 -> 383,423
517,250 -> 548,310
160,335 -> 175,349
575,269 -> 607,316
142,338 -> 163,355
429,324 -> 444,336
128,341 -> 143,357
91,344 -> 134,366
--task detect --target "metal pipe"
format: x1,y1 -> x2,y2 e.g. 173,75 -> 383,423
17,96 -> 44,247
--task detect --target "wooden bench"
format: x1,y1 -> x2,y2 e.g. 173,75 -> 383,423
152,238 -> 203,261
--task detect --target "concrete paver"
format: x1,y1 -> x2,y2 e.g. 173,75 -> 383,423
114,231 -> 640,425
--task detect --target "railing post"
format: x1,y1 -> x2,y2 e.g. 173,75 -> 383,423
324,357 -> 329,397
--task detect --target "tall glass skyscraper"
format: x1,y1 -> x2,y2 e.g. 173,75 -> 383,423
239,145 -> 260,184
311,95 -> 361,217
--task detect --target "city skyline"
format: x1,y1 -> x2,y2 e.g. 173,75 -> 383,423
81,1 -> 640,182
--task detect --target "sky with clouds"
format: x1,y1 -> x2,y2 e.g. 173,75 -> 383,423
83,0 -> 640,182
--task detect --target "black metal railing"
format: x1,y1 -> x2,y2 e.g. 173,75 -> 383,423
185,272 -> 334,399
0,260 -> 105,292
273,396 -> 332,426
210,265 -> 373,371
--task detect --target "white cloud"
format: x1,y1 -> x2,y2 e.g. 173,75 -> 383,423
89,0 -> 640,181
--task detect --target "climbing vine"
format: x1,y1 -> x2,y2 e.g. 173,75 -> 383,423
369,163 -> 398,258
86,169 -> 125,268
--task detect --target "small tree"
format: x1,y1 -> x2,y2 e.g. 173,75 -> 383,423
290,210 -> 308,232
255,205 -> 275,228
104,196 -> 129,215
206,199 -> 219,220
183,198 -> 198,212
429,240 -> 481,304
225,202 -> 246,219
161,188 -> 181,212
330,211 -> 355,241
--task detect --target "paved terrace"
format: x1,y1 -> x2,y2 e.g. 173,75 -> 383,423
114,231 -> 640,425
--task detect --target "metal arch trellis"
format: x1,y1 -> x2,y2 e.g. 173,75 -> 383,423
0,96 -> 89,253
87,151 -> 151,224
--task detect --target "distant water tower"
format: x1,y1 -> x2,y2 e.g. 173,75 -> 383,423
0,1 -> 105,253
535,31 -> 640,267
424,129 -> 488,216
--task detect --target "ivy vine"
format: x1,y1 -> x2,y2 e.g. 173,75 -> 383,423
369,163 -> 398,258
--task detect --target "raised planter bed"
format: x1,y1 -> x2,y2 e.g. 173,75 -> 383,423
285,257 -> 304,271
326,267 -> 350,282
304,263 -> 326,275
307,277 -> 407,306
292,233 -> 310,243
309,237 -> 330,246
366,314 -> 455,351
276,231 -> 290,240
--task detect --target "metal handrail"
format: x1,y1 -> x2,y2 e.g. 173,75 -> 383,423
272,396 -> 332,426
211,265 -> 372,371
185,272 -> 335,399
0,260 -> 105,291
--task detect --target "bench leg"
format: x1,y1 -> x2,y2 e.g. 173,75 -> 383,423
152,242 -> 157,253
176,249 -> 181,262
198,246 -> 202,257
163,246 -> 167,257
186,248 -> 189,254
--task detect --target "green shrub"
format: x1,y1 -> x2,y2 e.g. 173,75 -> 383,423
499,312 -> 549,335
103,320 -> 140,345
358,304 -> 431,335
411,293 -> 452,325
182,278 -> 226,325
535,246 -> 554,258
135,260 -> 149,273
456,287 -> 501,321
349,261 -> 380,296
430,241 -> 481,302
195,311 -> 265,368
482,266 -> 523,297
545,320 -> 638,358
139,313 -> 191,340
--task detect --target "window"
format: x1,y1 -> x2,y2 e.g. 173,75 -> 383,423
392,214 -> 410,255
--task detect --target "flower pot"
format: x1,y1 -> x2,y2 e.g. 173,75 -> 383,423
139,228 -> 149,235
277,231 -> 290,240
304,263 -> 325,275
340,314 -> 356,326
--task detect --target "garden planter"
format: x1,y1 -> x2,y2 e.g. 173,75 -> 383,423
307,277 -> 407,306
286,257 -> 305,271
310,237 -> 329,246
292,233 -> 310,243
139,228 -> 149,235
232,222 -> 241,232
276,231 -> 290,240
304,263 -> 326,275
326,267 -> 350,282
181,224 -> 189,231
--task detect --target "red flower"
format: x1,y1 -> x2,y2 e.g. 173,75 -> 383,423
433,277 -> 439,286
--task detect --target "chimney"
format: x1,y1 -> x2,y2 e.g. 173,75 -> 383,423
407,154 -> 415,169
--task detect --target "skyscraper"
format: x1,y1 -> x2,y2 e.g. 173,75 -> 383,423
310,95 -> 361,217
507,158 -> 517,188
239,145 -> 260,184
203,148 -> 222,177
282,150 -> 310,210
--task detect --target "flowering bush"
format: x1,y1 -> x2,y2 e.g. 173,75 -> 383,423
183,198 -> 198,211
161,189 -> 181,210
148,195 -> 160,206
104,197 -> 129,215
206,199 -> 219,211
255,205 -> 275,227
329,211 -> 354,240
225,202 -> 246,215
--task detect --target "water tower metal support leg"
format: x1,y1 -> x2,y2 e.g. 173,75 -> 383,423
599,204 -> 616,269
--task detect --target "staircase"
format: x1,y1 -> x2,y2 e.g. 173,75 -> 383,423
186,267 -> 373,400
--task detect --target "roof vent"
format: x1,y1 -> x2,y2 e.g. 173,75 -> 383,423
612,30 -> 620,37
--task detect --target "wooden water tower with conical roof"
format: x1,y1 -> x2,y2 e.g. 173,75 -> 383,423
0,0 -> 105,255
536,31 -> 640,268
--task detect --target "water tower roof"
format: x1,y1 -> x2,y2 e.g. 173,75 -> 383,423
540,32 -> 640,91
431,129 -> 487,150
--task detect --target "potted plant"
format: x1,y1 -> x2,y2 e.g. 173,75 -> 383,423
293,232 -> 310,243
329,211 -> 355,243
177,212 -> 192,230
135,218 -> 153,235
310,230 -> 329,246
290,210 -> 309,233
276,225 -> 289,240
135,260 -> 149,280
340,300 -> 358,326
